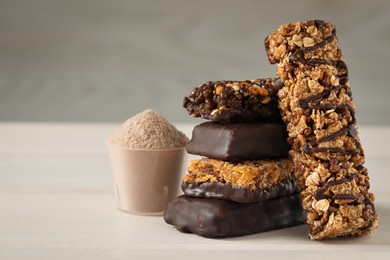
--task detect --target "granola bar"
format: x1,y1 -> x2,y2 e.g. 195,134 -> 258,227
265,20 -> 378,239
182,158 -> 296,203
183,78 -> 283,123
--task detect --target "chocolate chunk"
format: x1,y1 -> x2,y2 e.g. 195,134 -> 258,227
164,194 -> 304,238
186,122 -> 290,161
274,78 -> 284,89
182,179 -> 297,203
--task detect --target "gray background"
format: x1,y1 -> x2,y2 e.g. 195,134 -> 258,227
1,0 -> 389,124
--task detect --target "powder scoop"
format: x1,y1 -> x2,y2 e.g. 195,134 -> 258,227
106,109 -> 188,215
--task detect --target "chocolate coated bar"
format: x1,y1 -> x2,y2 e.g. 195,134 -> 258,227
186,121 -> 290,161
164,194 -> 303,238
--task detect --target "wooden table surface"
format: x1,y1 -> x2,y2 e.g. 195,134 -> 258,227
0,123 -> 389,259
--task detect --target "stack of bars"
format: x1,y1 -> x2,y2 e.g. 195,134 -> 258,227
164,19 -> 378,240
164,79 -> 304,237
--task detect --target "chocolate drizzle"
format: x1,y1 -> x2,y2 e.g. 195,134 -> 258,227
302,146 -> 358,155
297,90 -> 331,109
313,165 -> 374,208
333,194 -> 358,200
317,123 -> 355,143
359,198 -> 376,232
287,25 -> 358,157
289,28 -> 336,64
314,174 -> 358,200
364,197 -> 375,211
297,83 -> 352,110
301,122 -> 359,156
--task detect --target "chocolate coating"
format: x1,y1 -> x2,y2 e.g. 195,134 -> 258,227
164,194 -> 303,238
186,121 -> 290,161
182,179 -> 297,203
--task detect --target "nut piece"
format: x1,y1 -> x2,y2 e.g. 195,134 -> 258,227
315,199 -> 330,212
292,34 -> 302,47
249,86 -> 269,96
231,84 -> 240,92
215,86 -> 223,95
274,44 -> 287,58
303,37 -> 315,47
305,171 -> 320,186
210,109 -> 219,115
306,25 -> 317,36
257,87 -> 269,96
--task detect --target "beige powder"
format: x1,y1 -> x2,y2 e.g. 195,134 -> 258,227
107,109 -> 189,149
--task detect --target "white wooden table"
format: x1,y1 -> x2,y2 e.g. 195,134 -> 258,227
0,123 -> 389,259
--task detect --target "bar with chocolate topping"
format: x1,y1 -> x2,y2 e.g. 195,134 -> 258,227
183,78 -> 283,123
182,158 -> 296,203
265,20 -> 378,239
